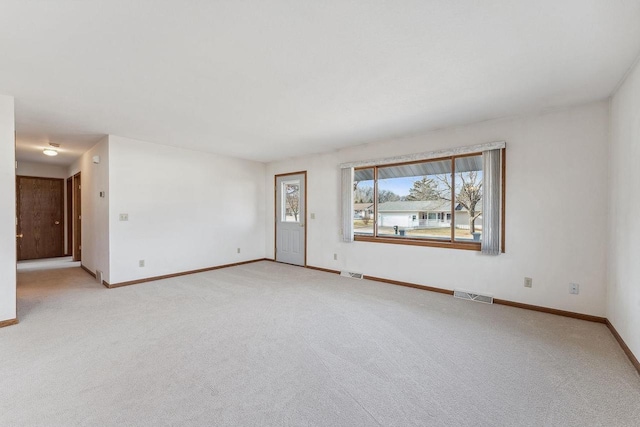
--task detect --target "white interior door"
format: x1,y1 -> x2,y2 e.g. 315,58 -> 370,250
276,173 -> 305,266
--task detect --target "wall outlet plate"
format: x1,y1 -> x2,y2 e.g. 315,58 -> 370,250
570,283 -> 580,294
524,277 -> 532,288
139,260 -> 145,267
119,213 -> 128,221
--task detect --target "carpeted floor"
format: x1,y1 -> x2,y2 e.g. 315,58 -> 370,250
1,261 -> 639,426
16,256 -> 81,271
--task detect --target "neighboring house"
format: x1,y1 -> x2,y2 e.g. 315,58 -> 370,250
354,203 -> 373,219
377,200 -> 481,229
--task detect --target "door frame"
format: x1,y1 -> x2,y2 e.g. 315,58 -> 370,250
66,177 -> 72,255
72,172 -> 81,262
274,171 -> 307,267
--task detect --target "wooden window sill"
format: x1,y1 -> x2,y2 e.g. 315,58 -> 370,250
354,234 -> 481,251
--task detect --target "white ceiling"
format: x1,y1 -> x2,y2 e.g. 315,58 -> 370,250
1,1 -> 639,165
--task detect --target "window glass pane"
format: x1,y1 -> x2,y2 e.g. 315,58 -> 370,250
377,160 -> 453,240
282,180 -> 300,222
353,168 -> 374,235
453,155 -> 483,242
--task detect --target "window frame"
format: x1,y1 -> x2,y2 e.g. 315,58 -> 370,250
353,149 -> 505,252
280,179 -> 302,223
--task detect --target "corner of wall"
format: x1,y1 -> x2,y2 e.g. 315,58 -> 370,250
606,52 -> 640,364
72,136 -> 111,284
0,93 -> 16,322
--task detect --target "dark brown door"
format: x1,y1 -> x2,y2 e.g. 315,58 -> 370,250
72,173 -> 82,262
16,176 -> 65,260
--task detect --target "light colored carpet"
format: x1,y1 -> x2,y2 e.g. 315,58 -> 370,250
1,261 -> 639,426
17,256 -> 81,271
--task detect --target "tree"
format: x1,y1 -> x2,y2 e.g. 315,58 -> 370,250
436,171 -> 482,233
353,181 -> 400,204
285,184 -> 300,221
352,181 -> 374,225
406,177 -> 439,201
378,189 -> 401,203
353,184 -> 373,203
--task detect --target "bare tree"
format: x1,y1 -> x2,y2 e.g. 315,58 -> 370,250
353,183 -> 373,203
378,189 -> 401,203
285,184 -> 300,221
437,171 -> 482,233
354,181 -> 401,204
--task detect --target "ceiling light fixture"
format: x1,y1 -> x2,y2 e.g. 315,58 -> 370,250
43,142 -> 60,156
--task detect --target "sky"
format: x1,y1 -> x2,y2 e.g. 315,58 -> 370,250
379,177 -> 415,196
357,177 -> 434,198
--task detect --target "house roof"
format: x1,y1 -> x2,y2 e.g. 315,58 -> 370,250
354,203 -> 373,211
354,157 -> 482,181
378,200 -> 451,212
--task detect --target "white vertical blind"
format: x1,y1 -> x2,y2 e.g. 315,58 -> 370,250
481,149 -> 502,255
341,167 -> 354,242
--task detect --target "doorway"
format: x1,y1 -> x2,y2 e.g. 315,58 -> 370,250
16,176 -> 65,260
275,172 -> 306,266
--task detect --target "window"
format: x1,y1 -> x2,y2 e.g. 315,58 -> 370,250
352,168 -> 374,235
281,180 -> 301,222
350,150 -> 504,251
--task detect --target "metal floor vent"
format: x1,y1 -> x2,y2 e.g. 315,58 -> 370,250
340,271 -> 363,279
453,289 -> 494,304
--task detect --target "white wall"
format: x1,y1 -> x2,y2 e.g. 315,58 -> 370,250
16,161 -> 68,179
0,95 -> 16,322
266,101 -> 610,317
608,59 -> 640,359
68,137 -> 110,283
107,135 -> 266,285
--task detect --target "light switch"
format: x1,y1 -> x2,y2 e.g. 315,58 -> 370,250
119,213 -> 129,221
310,213 -> 316,219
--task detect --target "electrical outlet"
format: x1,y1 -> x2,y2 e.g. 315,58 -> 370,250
569,283 -> 579,294
310,213 -> 316,219
119,213 -> 128,221
524,277 -> 532,288
139,260 -> 145,267
333,253 -> 337,260
237,248 -> 241,254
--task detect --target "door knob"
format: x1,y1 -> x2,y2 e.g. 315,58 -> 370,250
16,234 -> 23,238
54,221 -> 60,225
